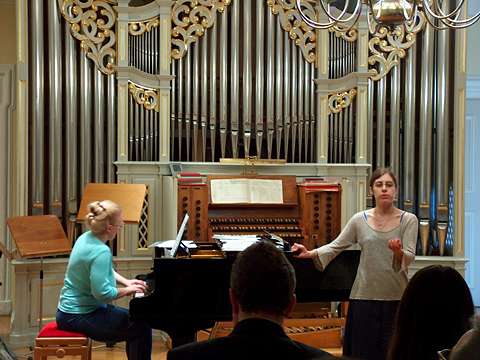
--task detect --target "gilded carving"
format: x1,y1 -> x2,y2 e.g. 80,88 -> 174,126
329,25 -> 358,43
129,17 -> 160,36
128,82 -> 160,112
328,89 -> 357,114
171,0 -> 231,60
61,0 -> 117,75
267,0 -> 316,63
368,11 -> 426,81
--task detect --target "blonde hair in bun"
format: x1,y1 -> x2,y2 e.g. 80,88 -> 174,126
86,200 -> 121,236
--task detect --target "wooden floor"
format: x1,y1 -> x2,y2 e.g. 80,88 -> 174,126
1,316 -> 342,359
12,341 -> 169,360
0,316 -> 170,360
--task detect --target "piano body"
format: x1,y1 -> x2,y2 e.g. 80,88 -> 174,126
130,250 -> 360,347
130,175 -> 360,347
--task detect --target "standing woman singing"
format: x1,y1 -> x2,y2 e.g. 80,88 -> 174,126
292,168 -> 418,360
56,200 -> 152,360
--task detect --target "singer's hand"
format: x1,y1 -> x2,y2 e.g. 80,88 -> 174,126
388,238 -> 403,256
291,243 -> 315,259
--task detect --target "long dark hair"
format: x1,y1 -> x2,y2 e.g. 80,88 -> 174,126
387,265 -> 474,360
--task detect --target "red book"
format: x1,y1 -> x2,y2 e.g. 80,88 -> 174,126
179,172 -> 201,177
177,177 -> 204,184
304,177 -> 325,182
304,185 -> 340,192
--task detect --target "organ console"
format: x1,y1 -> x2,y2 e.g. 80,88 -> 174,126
130,175 -> 357,348
177,175 -> 342,249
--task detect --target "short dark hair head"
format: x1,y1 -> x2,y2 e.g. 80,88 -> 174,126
230,241 -> 296,315
388,265 -> 474,360
369,167 -> 398,188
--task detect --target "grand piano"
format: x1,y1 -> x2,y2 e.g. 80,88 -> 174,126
130,175 -> 360,347
130,248 -> 360,347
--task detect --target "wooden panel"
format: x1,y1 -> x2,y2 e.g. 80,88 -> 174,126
177,184 -> 209,242
211,317 -> 344,349
77,183 -> 147,223
6,215 -> 71,258
298,184 -> 342,248
287,328 -> 342,349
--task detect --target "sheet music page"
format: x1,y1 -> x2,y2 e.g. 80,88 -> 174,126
212,235 -> 259,251
149,240 -> 197,249
211,179 -> 249,203
248,179 -> 283,203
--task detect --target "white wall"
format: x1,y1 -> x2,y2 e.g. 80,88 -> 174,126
464,96 -> 480,306
465,1 -> 480,306
467,1 -> 480,76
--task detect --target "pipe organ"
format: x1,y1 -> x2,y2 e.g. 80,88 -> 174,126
20,0 -> 465,258
367,18 -> 456,256
7,0 -> 470,346
27,0 -> 118,223
170,1 -> 318,163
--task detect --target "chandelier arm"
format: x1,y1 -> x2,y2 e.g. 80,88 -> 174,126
317,0 -> 351,22
331,13 -> 362,37
402,0 -> 417,22
295,0 -> 337,29
435,0 -> 468,20
300,11 -> 336,28
317,0 -> 362,24
368,0 -> 381,21
404,13 -> 422,33
423,9 -> 479,30
423,0 -> 480,28
438,10 -> 480,26
439,13 -> 480,28
423,11 -> 452,30
336,6 -> 363,32
367,10 -> 376,32
422,0 -> 467,21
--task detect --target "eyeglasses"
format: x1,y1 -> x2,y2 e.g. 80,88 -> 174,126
437,349 -> 451,360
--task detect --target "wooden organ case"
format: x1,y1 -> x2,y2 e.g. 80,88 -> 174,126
177,175 -> 341,249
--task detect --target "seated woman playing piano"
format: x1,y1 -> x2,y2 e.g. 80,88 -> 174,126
56,200 -> 152,360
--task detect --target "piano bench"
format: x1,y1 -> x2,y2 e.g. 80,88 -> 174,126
34,321 -> 92,360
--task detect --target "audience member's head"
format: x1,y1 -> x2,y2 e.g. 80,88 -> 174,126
387,265 -> 474,360
450,313 -> 480,360
229,241 -> 296,324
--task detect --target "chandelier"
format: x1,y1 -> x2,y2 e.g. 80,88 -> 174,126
295,0 -> 480,30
